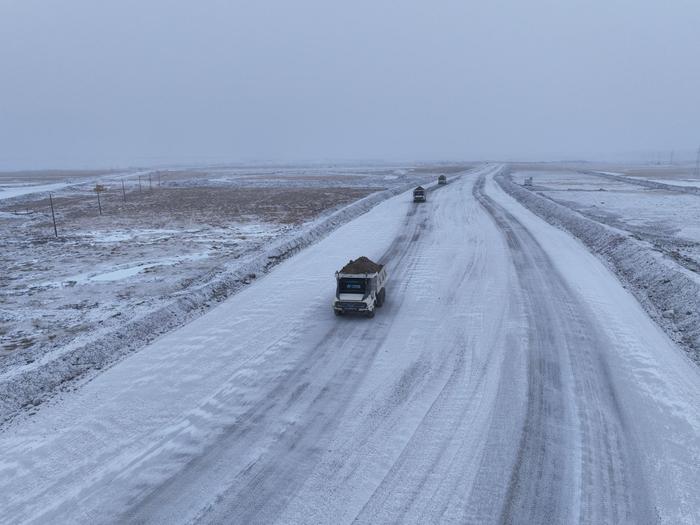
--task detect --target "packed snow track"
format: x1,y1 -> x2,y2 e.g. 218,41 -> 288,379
1,166 -> 699,524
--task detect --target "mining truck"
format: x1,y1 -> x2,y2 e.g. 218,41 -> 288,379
333,257 -> 387,318
438,174 -> 447,185
413,186 -> 426,202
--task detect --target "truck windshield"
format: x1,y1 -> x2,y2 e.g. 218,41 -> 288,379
338,278 -> 366,295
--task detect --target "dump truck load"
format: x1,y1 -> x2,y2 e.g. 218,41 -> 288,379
339,256 -> 383,274
333,256 -> 387,318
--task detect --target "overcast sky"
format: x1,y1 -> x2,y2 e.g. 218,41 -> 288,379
1,0 -> 699,169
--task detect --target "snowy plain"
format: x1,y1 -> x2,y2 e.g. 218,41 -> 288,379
0,165 -> 698,524
0,164 -> 444,358
516,169 -> 700,272
0,182 -> 73,200
2,164 -> 466,424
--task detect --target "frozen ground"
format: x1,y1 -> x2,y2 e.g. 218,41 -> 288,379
0,168 -> 153,201
513,169 -> 700,274
503,167 -> 700,368
0,164 -> 471,424
0,165 -> 698,524
1,164 -> 462,360
615,165 -> 700,189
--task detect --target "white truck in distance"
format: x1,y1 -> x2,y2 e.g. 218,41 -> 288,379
333,257 -> 387,318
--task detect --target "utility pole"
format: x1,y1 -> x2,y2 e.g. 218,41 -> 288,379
669,150 -> 674,166
121,179 -> 127,202
149,174 -> 152,191
138,176 -> 142,192
49,193 -> 58,238
94,184 -> 105,215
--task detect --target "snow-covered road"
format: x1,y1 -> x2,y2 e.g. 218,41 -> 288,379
1,165 -> 699,524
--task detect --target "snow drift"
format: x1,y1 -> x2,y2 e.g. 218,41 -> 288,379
496,169 -> 700,366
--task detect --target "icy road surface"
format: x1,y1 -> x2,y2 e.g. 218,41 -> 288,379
1,166 -> 699,524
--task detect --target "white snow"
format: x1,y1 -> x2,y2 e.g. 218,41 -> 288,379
0,178 -> 426,417
37,252 -> 212,287
0,182 -> 71,200
646,178 -> 700,188
0,169 -> 161,203
487,173 -> 700,524
0,211 -> 28,220
504,168 -> 700,364
0,167 -> 419,523
0,166 -> 697,524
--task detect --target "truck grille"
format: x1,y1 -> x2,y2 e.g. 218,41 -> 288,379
337,301 -> 366,310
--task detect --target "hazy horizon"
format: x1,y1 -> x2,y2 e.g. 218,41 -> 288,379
2,0 -> 699,170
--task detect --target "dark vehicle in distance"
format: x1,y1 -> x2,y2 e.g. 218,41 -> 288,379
413,186 -> 426,202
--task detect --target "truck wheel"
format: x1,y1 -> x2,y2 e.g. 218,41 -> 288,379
376,288 -> 385,307
366,310 -> 375,319
334,310 -> 343,316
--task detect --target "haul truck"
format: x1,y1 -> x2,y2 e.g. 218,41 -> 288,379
333,257 -> 387,318
413,186 -> 426,202
438,174 -> 447,185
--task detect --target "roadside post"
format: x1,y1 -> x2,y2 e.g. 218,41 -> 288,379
49,193 -> 58,238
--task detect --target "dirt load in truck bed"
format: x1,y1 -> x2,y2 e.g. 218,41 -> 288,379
340,256 -> 383,274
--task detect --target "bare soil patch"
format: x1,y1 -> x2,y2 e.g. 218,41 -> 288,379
0,184 -> 375,358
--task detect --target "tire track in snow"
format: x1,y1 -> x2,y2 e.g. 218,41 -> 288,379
473,173 -> 656,524
349,169 -> 519,524
116,183 -> 442,523
180,177 -> 473,524
257,166 -> 517,524
6,165 -> 678,524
